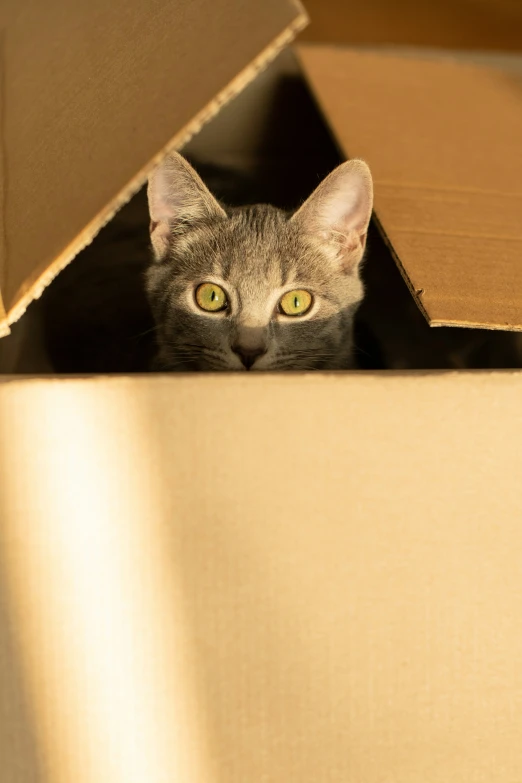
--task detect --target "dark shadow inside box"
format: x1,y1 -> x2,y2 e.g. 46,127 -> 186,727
3,64 -> 520,374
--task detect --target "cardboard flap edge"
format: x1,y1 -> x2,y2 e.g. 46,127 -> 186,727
3,5 -> 308,335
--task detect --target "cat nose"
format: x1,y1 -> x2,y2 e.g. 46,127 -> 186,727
232,344 -> 266,370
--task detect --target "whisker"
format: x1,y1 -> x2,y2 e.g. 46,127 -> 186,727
131,324 -> 160,340
352,343 -> 373,359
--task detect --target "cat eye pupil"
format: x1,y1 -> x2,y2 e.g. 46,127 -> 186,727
195,282 -> 228,313
279,289 -> 312,317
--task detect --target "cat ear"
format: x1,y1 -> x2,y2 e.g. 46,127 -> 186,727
291,159 -> 373,273
147,152 -> 226,260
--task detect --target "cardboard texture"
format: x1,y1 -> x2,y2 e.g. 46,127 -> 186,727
0,30 -> 6,329
2,372 -> 522,782
0,0 -> 306,337
297,46 -> 522,330
299,0 -> 522,51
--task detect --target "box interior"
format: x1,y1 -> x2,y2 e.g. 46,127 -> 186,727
1,48 -> 521,375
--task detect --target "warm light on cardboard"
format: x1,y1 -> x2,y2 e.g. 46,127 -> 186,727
0,383 -> 212,783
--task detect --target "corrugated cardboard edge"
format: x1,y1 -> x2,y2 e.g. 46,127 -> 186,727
1,2 -> 308,337
0,30 -> 9,338
430,320 -> 522,331
370,212 -> 432,322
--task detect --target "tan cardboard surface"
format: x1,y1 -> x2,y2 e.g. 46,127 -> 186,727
2,371 -> 522,781
297,46 -> 522,330
0,31 -> 7,335
299,0 -> 522,51
0,0 -> 306,336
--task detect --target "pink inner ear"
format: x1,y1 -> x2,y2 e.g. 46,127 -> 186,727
319,162 -> 373,239
332,228 -> 369,274
148,163 -> 181,226
150,219 -> 172,260
332,192 -> 370,239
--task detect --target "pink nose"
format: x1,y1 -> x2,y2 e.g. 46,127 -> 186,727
232,345 -> 266,370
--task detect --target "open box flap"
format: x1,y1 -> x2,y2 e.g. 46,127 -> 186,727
297,45 -> 522,331
0,0 -> 307,338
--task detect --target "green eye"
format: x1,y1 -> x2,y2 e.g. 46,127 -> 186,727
279,289 -> 313,317
195,282 -> 228,313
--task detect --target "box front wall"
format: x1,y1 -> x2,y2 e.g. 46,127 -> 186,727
1,372 -> 522,781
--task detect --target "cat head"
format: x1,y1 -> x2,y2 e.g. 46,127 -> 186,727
146,152 -> 373,371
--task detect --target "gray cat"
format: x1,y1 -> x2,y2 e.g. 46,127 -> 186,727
146,152 -> 373,371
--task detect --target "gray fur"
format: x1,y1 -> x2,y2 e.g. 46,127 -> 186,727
146,152 -> 373,371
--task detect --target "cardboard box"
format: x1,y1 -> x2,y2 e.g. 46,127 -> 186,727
2,2 -> 522,782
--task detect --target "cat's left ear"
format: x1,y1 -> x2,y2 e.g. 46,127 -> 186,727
147,152 -> 226,261
291,159 -> 373,273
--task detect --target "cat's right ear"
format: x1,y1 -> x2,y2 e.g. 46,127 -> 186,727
147,152 -> 226,261
291,159 -> 373,274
